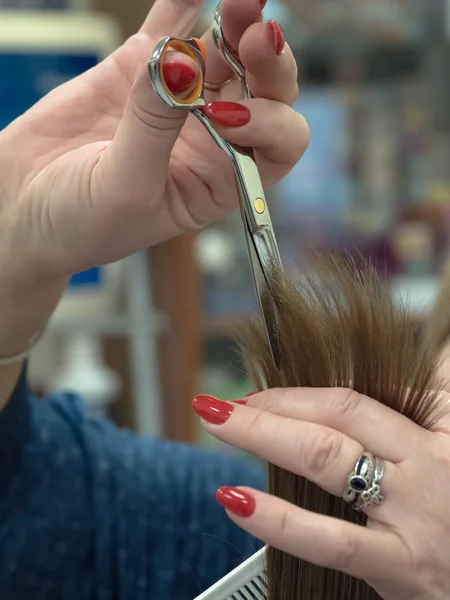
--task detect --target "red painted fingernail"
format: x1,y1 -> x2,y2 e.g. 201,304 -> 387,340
192,394 -> 234,425
162,61 -> 198,94
216,487 -> 256,517
205,102 -> 251,127
268,20 -> 285,56
260,0 -> 267,8
230,391 -> 257,404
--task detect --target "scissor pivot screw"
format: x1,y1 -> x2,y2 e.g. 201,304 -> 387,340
254,198 -> 266,214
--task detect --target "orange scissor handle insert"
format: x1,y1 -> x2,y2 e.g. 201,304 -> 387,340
160,38 -> 206,105
194,38 -> 207,62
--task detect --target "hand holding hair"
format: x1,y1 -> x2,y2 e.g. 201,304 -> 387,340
193,258 -> 450,599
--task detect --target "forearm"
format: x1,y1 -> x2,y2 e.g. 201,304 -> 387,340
0,265 -> 67,410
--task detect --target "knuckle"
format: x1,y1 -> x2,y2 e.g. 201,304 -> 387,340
325,522 -> 359,571
271,118 -> 289,155
285,112 -> 310,164
268,115 -> 305,165
294,113 -> 310,150
275,505 -> 291,542
255,107 -> 309,166
289,82 -> 300,106
415,552 -> 442,595
327,388 -> 362,421
301,428 -> 343,476
298,113 -> 310,143
251,388 -> 290,413
240,409 -> 266,441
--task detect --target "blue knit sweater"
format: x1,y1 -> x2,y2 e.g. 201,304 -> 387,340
0,370 -> 265,599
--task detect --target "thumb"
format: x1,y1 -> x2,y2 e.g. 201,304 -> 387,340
102,43 -> 201,205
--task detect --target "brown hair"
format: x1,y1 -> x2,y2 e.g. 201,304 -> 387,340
425,255 -> 450,358
239,256 -> 444,600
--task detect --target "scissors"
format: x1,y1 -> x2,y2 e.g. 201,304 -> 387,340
148,3 -> 283,368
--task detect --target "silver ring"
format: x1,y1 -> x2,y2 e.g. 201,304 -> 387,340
343,453 -> 385,511
204,78 -> 233,92
352,456 -> 385,511
343,452 -> 375,505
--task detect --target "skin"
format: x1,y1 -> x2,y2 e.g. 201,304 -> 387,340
0,0 -> 309,409
200,387 -> 450,600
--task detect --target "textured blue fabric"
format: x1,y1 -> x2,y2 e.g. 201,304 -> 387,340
0,369 -> 265,599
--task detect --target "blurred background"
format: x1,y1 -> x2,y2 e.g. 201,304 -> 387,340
2,0 -> 450,455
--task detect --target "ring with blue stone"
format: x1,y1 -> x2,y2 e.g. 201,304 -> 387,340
352,456 -> 385,512
343,452 -> 375,505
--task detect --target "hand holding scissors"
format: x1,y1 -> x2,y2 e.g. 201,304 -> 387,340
148,3 -> 290,366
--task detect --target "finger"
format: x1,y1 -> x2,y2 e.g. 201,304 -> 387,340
156,50 -> 201,100
246,387 -> 424,462
139,0 -> 203,40
238,21 -> 298,105
216,487 -> 409,588
204,98 -> 309,187
193,397 -> 400,498
94,35 -> 200,215
201,0 -> 264,86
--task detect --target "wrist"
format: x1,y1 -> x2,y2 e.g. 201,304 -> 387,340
0,260 -> 68,358
0,246 -> 68,412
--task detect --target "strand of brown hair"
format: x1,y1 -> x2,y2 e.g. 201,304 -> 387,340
239,255 -> 443,600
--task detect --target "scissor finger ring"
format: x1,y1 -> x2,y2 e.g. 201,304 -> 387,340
204,78 -> 233,92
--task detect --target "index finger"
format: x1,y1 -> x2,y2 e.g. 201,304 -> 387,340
247,387 -> 425,462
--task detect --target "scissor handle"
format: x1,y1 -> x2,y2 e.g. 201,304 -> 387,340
148,36 -> 207,109
211,3 -> 251,99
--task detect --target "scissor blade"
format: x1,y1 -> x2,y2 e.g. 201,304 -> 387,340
229,150 -> 282,370
244,225 -> 281,370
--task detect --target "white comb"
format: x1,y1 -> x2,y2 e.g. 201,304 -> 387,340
194,546 -> 268,600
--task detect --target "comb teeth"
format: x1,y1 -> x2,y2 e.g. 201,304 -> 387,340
194,547 -> 267,600
228,571 -> 267,600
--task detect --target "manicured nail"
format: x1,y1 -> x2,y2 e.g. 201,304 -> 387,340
162,61 -> 198,94
192,394 -> 234,425
230,391 -> 257,404
268,20 -> 285,56
216,487 -> 256,517
205,102 -> 251,127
